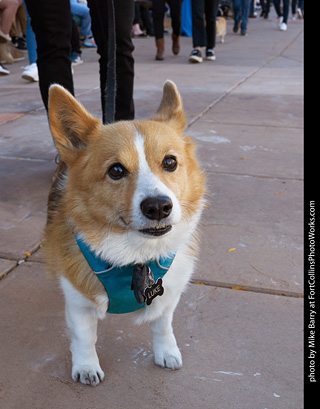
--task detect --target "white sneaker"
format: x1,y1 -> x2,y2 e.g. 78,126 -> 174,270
0,63 -> 10,75
297,8 -> 303,19
279,22 -> 287,31
22,63 -> 39,82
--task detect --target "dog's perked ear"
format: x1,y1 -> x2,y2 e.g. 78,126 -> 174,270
48,85 -> 100,164
153,80 -> 187,134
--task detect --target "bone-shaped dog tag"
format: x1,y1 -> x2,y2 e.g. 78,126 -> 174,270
144,278 -> 164,306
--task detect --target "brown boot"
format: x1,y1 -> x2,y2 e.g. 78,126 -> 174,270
155,38 -> 165,60
0,43 -> 14,64
172,33 -> 180,55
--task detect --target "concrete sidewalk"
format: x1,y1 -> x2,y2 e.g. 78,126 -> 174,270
0,10 -> 304,409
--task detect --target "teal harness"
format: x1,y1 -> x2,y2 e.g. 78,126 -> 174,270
74,234 -> 175,314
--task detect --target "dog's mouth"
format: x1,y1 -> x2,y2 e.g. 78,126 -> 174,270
120,217 -> 173,237
139,225 -> 172,237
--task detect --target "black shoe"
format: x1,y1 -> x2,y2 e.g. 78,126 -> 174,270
11,36 -> 27,50
233,21 -> 240,33
188,49 -> 202,63
206,49 -> 216,61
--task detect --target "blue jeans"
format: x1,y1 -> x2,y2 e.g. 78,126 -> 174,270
232,0 -> 250,33
23,1 -> 37,64
70,0 -> 92,37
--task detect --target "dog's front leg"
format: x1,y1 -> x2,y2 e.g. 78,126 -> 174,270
150,305 -> 182,370
61,278 -> 105,386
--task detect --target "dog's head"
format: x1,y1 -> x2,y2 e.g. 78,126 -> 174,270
48,81 -> 205,264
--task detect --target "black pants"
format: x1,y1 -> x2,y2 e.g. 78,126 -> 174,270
191,0 -> 219,50
260,0 -> 271,14
273,0 -> 289,24
152,0 -> 182,39
71,19 -> 82,55
24,0 -> 135,122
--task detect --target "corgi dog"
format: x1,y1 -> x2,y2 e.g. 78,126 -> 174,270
216,17 -> 227,43
45,80 -> 205,386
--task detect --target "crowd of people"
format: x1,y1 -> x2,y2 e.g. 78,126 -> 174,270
0,0 -> 304,121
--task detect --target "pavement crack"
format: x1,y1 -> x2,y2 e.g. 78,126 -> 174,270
191,278 -> 303,299
0,244 -> 42,281
203,169 -> 303,181
187,28 -> 303,130
0,155 -> 54,163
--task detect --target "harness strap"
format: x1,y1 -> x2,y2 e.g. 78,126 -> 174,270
74,233 -> 176,314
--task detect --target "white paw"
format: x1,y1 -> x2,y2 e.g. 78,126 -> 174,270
72,364 -> 105,386
154,345 -> 183,370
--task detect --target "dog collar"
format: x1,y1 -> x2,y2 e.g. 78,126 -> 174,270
74,233 -> 175,314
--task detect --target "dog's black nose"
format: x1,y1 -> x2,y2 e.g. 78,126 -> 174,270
140,196 -> 173,221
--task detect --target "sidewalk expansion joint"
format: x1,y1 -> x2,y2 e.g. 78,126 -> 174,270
186,28 -> 303,130
0,155 -> 54,163
191,278 -> 303,299
204,169 -> 303,181
0,243 -> 42,282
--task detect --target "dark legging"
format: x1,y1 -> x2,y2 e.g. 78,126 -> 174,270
152,0 -> 182,39
273,0 -> 289,24
260,0 -> 271,15
191,0 -> 219,50
24,0 -> 135,122
292,0 -> 304,14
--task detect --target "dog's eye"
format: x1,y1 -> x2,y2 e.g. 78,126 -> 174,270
162,155 -> 178,172
108,163 -> 128,180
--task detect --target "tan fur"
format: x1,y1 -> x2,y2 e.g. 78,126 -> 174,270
216,17 -> 227,43
44,82 -> 205,305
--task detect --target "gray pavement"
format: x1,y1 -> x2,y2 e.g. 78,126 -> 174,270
0,9 -> 304,409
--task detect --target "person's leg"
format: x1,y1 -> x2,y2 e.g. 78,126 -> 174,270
282,0 -> 289,23
167,0 -> 182,37
113,0 -> 134,120
273,0 -> 282,18
70,18 -> 83,66
21,1 -> 38,81
140,3 -> 153,35
232,0 -> 241,31
24,0 -> 74,110
167,0 -> 182,55
298,0 -> 304,12
249,0 -> 254,15
240,0 -> 250,34
292,0 -> 297,15
191,0 -> 206,48
266,0 -> 271,14
23,0 -> 37,64
151,0 -> 165,59
0,0 -> 20,37
88,0 -> 134,122
204,0 -> 219,50
70,0 -> 92,38
152,0 -> 165,39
